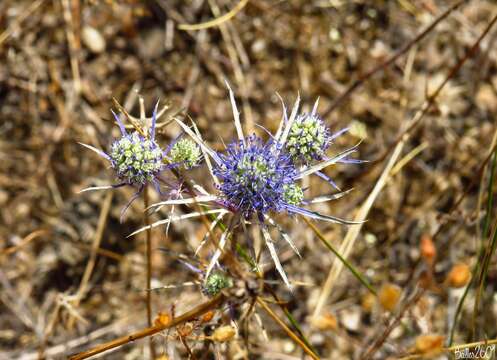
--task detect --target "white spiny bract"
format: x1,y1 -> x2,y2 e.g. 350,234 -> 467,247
136,85 -> 361,289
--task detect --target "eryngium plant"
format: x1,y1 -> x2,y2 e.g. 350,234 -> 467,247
132,84 -> 361,289
80,102 -> 200,221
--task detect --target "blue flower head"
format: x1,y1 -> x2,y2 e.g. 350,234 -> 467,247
140,88 -> 362,289
286,112 -> 330,164
214,135 -> 298,218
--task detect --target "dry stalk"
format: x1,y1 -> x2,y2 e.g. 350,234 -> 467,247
256,297 -> 320,360
61,0 -> 81,94
178,0 -> 249,31
0,229 -> 47,257
0,0 -> 46,47
359,288 -> 425,360
67,191 -> 113,329
143,185 -> 156,359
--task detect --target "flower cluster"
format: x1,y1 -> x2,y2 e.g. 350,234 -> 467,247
110,132 -> 164,185
214,135 -> 298,217
80,102 -> 202,221
286,112 -> 330,164
135,87 -> 360,290
169,138 -> 202,170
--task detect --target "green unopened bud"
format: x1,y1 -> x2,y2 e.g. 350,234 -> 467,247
283,183 -> 304,206
203,271 -> 233,297
110,132 -> 164,184
170,139 -> 201,170
286,114 -> 329,164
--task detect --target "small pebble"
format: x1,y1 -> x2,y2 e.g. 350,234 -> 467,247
340,308 -> 361,332
82,26 -> 106,54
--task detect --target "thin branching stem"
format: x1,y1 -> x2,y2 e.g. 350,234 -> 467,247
470,150 -> 497,338
359,288 -> 425,360
143,185 -> 156,359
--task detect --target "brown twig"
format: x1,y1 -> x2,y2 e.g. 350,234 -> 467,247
68,294 -> 225,360
0,229 -> 47,257
178,0 -> 249,31
322,0 -> 466,118
0,0 -> 46,47
61,0 -> 81,94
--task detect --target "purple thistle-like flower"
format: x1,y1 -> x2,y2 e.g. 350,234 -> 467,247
214,134 -> 298,218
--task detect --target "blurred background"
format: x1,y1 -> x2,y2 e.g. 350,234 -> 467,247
1,0 -> 497,359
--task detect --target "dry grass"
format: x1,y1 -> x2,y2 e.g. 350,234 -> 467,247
1,1 -> 497,359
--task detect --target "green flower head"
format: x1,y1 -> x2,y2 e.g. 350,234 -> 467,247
110,132 -> 164,185
283,183 -> 304,206
203,271 -> 233,297
286,113 -> 330,164
170,138 -> 202,170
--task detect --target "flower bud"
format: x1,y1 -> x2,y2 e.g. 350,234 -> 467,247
170,138 -> 201,170
283,183 -> 304,206
286,113 -> 329,164
154,312 -> 171,327
414,334 -> 444,354
378,283 -> 402,312
201,310 -> 215,323
202,271 -> 233,297
420,234 -> 436,265
110,132 -> 163,185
